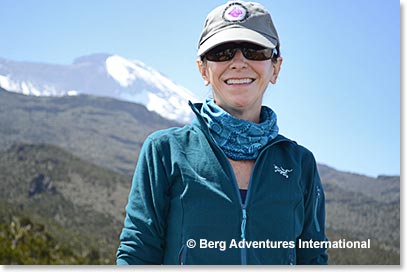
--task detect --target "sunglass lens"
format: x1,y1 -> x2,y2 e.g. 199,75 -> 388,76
204,42 -> 273,62
243,48 -> 273,60
206,48 -> 236,62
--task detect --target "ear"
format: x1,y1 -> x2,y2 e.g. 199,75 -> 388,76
197,59 -> 210,86
270,57 -> 283,84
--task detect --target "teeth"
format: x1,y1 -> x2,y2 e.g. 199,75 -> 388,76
226,78 -> 253,85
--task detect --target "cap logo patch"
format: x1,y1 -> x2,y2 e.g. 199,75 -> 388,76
223,3 -> 248,22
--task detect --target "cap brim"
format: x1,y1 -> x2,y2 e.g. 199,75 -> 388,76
198,28 -> 277,56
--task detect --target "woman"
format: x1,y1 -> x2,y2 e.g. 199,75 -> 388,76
117,0 -> 328,265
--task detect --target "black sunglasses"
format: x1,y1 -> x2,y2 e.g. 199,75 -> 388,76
202,42 -> 276,62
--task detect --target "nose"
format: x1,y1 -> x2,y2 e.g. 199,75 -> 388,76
230,49 -> 247,69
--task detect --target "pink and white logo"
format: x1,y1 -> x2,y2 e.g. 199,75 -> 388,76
223,3 -> 248,22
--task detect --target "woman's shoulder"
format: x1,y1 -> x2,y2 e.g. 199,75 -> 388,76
146,124 -> 200,144
275,134 -> 316,159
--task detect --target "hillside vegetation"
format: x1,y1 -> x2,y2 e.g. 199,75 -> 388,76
0,144 -> 128,264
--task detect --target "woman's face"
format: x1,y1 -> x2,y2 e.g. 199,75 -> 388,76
198,46 -> 282,121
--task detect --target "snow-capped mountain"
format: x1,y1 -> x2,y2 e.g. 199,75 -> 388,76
0,53 -> 198,123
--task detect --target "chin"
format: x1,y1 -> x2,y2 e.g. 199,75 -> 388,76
232,101 -> 249,109
230,96 -> 257,108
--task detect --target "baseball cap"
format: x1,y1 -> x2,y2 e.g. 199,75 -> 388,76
198,1 -> 280,57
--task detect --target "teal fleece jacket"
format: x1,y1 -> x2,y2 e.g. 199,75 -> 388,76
116,102 -> 328,265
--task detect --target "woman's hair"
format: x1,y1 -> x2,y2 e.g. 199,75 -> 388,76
271,44 -> 281,63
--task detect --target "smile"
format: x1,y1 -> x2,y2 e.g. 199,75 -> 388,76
225,78 -> 254,85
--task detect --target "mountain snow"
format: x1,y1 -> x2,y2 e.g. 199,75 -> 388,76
105,55 -> 197,122
0,54 -> 198,123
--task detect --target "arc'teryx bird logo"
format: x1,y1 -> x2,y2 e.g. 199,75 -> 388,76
274,164 -> 293,179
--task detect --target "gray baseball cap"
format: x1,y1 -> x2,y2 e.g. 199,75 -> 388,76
198,1 -> 279,56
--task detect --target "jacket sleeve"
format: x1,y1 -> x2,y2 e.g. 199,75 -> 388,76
116,136 -> 170,265
296,151 -> 329,265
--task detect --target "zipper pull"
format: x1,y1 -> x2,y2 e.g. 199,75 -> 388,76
241,208 -> 247,240
314,186 -> 321,232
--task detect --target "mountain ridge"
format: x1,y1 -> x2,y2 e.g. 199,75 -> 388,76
0,86 -> 181,176
0,53 -> 198,123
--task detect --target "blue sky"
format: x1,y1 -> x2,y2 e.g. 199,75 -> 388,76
0,0 -> 400,177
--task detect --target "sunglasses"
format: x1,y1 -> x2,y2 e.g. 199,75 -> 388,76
202,42 -> 276,62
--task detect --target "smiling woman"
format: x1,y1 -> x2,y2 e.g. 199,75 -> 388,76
116,0 -> 328,265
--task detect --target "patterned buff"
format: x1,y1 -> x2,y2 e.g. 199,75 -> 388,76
200,98 -> 279,160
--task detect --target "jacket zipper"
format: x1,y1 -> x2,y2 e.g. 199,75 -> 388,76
313,186 -> 321,232
224,159 -> 249,264
179,244 -> 188,265
223,139 -> 288,265
240,207 -> 247,264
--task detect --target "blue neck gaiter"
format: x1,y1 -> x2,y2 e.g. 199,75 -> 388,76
200,98 -> 279,160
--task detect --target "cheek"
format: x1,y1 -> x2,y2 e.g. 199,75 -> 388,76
262,64 -> 275,83
206,67 -> 224,84
207,62 -> 228,74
